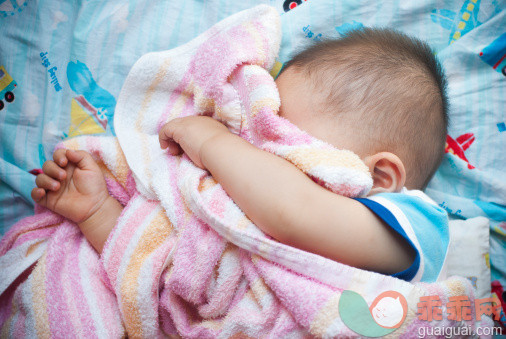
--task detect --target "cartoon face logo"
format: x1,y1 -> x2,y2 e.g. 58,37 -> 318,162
370,291 -> 408,329
339,290 -> 408,337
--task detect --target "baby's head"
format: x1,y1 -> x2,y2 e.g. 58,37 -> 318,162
275,28 -> 448,192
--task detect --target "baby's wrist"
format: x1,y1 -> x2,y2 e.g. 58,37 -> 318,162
199,131 -> 238,169
78,195 -> 123,253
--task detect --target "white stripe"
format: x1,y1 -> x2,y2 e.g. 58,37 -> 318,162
79,239 -> 109,338
8,307 -> 19,338
248,83 -> 279,104
368,196 -> 425,282
0,239 -> 46,296
61,245 -> 84,336
400,188 -> 438,205
137,250 -> 157,336
152,153 -> 179,227
99,137 -> 119,171
22,271 -> 37,338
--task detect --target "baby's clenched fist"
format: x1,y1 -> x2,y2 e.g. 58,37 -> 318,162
31,149 -> 111,225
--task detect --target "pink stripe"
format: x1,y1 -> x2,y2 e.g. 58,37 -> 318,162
271,311 -> 300,337
229,67 -> 250,137
180,92 -> 195,118
61,236 -> 92,336
10,285 -> 27,338
0,278 -> 18,333
167,216 -> 226,304
165,156 -> 185,227
254,108 -> 313,146
189,25 -> 255,95
85,136 -> 102,156
161,290 -> 217,338
105,176 -> 130,206
11,227 -> 57,252
44,223 -> 79,338
252,19 -> 272,68
247,72 -> 276,89
0,211 -> 61,254
12,308 -> 26,338
254,257 -> 336,327
208,189 -> 227,218
102,196 -> 158,289
229,25 -> 260,65
78,237 -> 123,338
125,171 -> 138,197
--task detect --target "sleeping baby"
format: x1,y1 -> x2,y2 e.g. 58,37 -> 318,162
32,27 -> 450,283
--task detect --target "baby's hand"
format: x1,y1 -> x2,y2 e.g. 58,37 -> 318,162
158,116 -> 229,169
31,149 -> 111,224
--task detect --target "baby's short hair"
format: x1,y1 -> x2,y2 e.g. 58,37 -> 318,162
282,28 -> 449,189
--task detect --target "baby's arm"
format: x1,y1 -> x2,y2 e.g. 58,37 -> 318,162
160,116 -> 415,275
32,149 -> 123,253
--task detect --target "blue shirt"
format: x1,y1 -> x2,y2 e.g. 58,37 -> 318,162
356,189 -> 450,283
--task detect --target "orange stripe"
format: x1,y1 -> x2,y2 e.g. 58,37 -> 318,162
198,176 -> 218,192
113,139 -> 129,187
62,138 -> 81,151
31,254 -> 51,338
119,208 -> 173,336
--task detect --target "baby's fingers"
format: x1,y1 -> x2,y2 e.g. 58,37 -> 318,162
42,161 -> 66,180
35,173 -> 60,191
161,138 -> 183,155
159,122 -> 183,155
31,187 -> 46,203
65,149 -> 97,171
53,148 -> 68,167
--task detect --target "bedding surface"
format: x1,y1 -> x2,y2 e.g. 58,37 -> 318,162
1,0 -> 505,323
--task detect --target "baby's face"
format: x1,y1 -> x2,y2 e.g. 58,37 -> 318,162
275,67 -> 408,193
274,67 -> 366,158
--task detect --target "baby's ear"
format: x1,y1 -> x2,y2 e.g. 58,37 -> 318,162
363,152 -> 406,195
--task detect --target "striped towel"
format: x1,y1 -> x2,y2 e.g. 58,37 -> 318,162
0,5 -> 493,338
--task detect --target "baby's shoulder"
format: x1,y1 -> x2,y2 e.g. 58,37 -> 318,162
367,188 -> 448,223
356,188 -> 449,282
